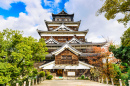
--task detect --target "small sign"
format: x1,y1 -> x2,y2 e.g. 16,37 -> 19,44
67,72 -> 75,76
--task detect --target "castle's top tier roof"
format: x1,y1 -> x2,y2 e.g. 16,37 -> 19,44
52,9 -> 74,16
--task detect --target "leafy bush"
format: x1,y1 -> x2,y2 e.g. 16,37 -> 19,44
46,71 -> 50,77
46,75 -> 53,80
39,71 -> 45,77
81,75 -> 85,79
85,77 -> 89,80
78,77 -> 81,80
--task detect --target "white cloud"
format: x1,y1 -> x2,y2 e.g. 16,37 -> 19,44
0,0 -> 51,39
65,0 -> 129,45
43,0 -> 61,7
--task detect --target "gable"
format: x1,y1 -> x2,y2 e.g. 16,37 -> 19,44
45,37 -> 59,44
51,43 -> 82,56
52,24 -> 73,31
55,49 -> 79,65
68,36 -> 82,44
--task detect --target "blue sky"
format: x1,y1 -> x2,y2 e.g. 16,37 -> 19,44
0,0 -> 128,44
0,2 -> 27,19
0,0 -> 69,19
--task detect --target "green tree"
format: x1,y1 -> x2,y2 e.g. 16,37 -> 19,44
120,27 -> 130,47
0,29 -> 48,85
97,0 -> 130,26
112,28 -> 130,65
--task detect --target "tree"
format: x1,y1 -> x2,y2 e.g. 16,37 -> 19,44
120,27 -> 130,47
97,0 -> 130,26
88,45 -> 120,83
111,28 -> 130,65
0,29 -> 48,85
0,62 -> 20,85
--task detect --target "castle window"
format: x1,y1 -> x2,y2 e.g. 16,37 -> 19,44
67,55 -> 72,60
69,19 -> 71,21
63,38 -> 66,40
79,38 -> 83,41
59,19 -> 61,21
58,38 -> 62,40
49,28 -> 53,30
65,19 -> 68,21
61,55 -> 72,60
61,55 -> 66,60
55,19 -> 57,21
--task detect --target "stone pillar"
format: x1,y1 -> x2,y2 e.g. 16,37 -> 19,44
128,80 -> 130,86
102,77 -> 104,84
106,78 -> 108,84
36,78 -> 37,85
32,79 -> 34,86
111,78 -> 114,86
16,83 -> 19,86
23,81 -> 26,86
119,79 -> 122,86
29,79 -> 31,86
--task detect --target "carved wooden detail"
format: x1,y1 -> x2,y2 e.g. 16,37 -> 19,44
41,36 -> 85,42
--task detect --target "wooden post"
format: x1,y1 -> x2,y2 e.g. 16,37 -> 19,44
40,77 -> 42,83
29,79 -> 31,86
106,78 -> 108,84
41,77 -> 43,81
16,83 -> 19,86
98,77 -> 100,83
36,78 -> 37,85
128,80 -> 130,86
23,81 -> 26,86
102,77 -> 104,84
32,79 -> 34,86
111,78 -> 114,86
119,79 -> 122,86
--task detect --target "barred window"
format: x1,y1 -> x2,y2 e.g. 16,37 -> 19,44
67,55 -> 72,60
61,55 -> 66,60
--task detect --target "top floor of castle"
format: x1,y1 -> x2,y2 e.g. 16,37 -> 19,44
44,9 -> 81,31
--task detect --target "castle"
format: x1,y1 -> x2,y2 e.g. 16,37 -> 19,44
37,10 -> 106,77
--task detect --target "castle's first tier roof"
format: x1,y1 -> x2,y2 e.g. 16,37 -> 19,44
45,42 -> 107,46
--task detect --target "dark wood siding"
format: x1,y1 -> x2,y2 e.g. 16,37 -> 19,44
55,49 -> 79,65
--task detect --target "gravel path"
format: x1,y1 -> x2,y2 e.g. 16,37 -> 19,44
36,80 -> 112,86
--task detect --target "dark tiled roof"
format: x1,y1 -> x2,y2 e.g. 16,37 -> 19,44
52,10 -> 74,16
46,42 -> 107,46
45,53 -> 101,58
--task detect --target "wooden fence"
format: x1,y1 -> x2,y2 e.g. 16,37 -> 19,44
97,77 -> 130,86
15,77 -> 45,86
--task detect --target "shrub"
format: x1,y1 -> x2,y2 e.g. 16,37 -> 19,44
39,71 -> 45,77
85,77 -> 89,80
46,71 -> 50,77
78,77 -> 81,80
46,75 -> 53,80
81,75 -> 85,79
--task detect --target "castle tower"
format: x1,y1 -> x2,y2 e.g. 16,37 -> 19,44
37,10 -> 106,77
